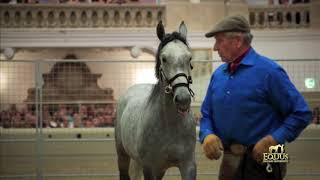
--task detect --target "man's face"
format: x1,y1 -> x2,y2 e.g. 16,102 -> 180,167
213,33 -> 240,63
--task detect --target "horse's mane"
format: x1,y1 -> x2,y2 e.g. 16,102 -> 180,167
148,32 -> 189,103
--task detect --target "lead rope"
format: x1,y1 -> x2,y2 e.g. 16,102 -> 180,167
266,163 -> 273,173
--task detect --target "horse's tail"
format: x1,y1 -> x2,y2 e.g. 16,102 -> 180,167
115,95 -> 133,180
115,95 -> 125,126
129,160 -> 143,180
115,94 -> 128,153
115,93 -> 129,135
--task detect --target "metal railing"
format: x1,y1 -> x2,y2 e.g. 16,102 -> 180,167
0,59 -> 319,179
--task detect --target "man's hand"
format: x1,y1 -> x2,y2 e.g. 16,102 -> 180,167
252,135 -> 278,164
202,134 -> 224,160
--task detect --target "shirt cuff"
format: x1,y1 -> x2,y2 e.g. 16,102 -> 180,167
199,129 -> 214,144
271,128 -> 287,144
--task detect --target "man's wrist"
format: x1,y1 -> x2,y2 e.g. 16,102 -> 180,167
265,135 -> 279,146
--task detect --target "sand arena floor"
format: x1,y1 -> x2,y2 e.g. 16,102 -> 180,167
1,126 -> 320,180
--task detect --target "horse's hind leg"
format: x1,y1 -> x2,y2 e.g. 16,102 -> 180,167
179,160 -> 197,180
156,172 -> 165,180
115,130 -> 131,180
143,168 -> 165,180
116,146 -> 131,180
143,167 -> 154,180
129,160 -> 142,180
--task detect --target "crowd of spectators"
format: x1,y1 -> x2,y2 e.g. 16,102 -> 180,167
313,107 -> 320,124
0,103 -> 116,128
1,0 -> 311,4
1,103 -> 319,128
1,0 -> 143,4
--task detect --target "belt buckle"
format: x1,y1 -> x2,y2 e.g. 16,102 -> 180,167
230,143 -> 247,156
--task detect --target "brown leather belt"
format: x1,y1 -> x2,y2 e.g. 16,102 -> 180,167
224,143 -> 247,156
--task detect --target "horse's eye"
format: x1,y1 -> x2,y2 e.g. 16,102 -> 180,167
189,58 -> 193,70
162,58 -> 167,63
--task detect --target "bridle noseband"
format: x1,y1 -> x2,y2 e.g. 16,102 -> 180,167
160,67 -> 195,98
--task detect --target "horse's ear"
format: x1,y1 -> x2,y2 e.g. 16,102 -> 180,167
157,21 -> 165,41
179,21 -> 187,39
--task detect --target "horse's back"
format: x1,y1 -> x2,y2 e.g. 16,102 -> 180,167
120,84 -> 153,104
115,84 -> 154,158
117,84 -> 154,118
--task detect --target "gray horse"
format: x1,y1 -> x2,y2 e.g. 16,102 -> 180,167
115,21 -> 197,180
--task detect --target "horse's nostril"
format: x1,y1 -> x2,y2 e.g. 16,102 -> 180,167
175,94 -> 191,105
174,95 -> 179,103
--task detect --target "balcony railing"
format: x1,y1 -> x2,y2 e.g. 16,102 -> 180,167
0,4 -> 165,28
249,4 -> 310,29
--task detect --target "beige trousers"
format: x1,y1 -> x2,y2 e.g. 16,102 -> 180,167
218,151 -> 242,180
218,151 -> 287,180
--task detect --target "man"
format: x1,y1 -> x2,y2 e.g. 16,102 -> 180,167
199,15 -> 312,180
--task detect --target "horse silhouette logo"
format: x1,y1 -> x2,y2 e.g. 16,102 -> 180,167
269,144 -> 284,153
263,144 -> 289,163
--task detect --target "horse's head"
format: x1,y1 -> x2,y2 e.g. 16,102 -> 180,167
155,21 -> 194,117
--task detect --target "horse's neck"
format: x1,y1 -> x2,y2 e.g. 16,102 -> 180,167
149,83 -> 180,126
150,82 -> 175,108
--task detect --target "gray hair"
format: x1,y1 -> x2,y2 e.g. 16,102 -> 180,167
224,32 -> 253,45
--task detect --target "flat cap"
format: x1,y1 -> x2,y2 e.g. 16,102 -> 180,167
205,15 -> 250,38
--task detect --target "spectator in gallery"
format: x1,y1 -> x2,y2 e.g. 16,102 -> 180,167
25,111 -> 37,128
87,105 -> 96,119
104,104 -> 115,126
43,105 -> 52,128
84,118 -> 95,127
313,107 -> 320,124
92,117 -> 100,127
12,111 -> 23,127
0,110 -> 10,127
66,108 -> 75,128
73,112 -> 84,127
79,105 -> 88,119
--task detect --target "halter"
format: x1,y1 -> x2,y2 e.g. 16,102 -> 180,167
159,67 -> 195,98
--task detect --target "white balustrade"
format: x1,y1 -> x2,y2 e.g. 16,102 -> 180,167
0,4 -> 166,28
249,4 -> 310,29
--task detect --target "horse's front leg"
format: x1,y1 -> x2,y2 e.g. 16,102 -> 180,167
143,166 -> 156,180
143,167 -> 165,180
179,160 -> 197,180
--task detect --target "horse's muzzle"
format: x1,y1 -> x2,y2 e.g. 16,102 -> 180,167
174,87 -> 191,117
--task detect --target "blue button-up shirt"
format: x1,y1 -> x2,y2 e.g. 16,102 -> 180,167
199,48 -> 312,146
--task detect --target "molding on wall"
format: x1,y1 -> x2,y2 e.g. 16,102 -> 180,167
0,29 -> 159,48
1,28 -> 320,59
252,30 -> 320,41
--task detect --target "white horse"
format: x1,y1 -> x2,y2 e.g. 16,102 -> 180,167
115,21 -> 197,180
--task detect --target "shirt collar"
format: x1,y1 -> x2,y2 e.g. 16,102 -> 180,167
222,47 -> 255,71
240,47 -> 256,66
233,47 -> 250,65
